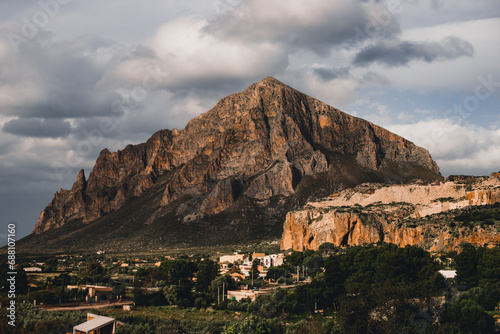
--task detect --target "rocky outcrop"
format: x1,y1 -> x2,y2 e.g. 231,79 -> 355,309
31,77 -> 441,250
281,176 -> 500,252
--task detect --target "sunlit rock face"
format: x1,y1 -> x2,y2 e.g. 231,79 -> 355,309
31,77 -> 440,252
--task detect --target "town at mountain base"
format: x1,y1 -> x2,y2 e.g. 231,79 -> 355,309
18,77 -> 445,254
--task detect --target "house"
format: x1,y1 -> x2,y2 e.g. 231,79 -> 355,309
73,313 -> 124,334
219,253 -> 247,263
219,262 -> 231,270
227,285 -> 296,302
23,267 -> 42,272
263,254 -> 285,268
227,289 -> 269,301
438,270 -> 457,279
230,272 -> 246,281
66,285 -> 114,303
88,286 -> 113,303
252,253 -> 266,264
239,263 -> 253,277
258,267 -> 268,279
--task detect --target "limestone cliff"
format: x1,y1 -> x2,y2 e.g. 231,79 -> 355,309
27,77 -> 441,253
281,175 -> 500,252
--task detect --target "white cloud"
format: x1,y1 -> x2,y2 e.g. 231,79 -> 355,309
384,18 -> 500,93
397,112 -> 414,122
149,17 -> 288,87
414,109 -> 433,115
387,119 -> 500,175
1,0 -> 499,239
302,75 -> 362,108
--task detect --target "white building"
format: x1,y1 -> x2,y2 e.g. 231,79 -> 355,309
73,313 -> 124,334
438,270 -> 457,279
227,289 -> 269,301
219,253 -> 247,263
240,264 -> 253,277
263,254 -> 285,268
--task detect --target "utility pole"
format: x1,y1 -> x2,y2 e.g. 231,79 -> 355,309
222,281 -> 225,301
297,265 -> 299,282
251,267 -> 254,288
218,285 -> 220,305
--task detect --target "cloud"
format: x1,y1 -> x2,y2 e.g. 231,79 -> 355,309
3,118 -> 71,138
387,119 -> 500,176
0,0 -> 498,242
312,65 -> 350,82
209,0 -> 400,55
353,36 -> 474,67
0,36 -> 126,119
362,71 -> 390,85
149,17 -> 288,89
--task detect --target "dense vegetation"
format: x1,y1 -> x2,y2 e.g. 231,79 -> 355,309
1,243 -> 499,333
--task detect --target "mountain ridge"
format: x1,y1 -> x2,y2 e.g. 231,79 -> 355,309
23,77 -> 441,254
281,174 -> 500,252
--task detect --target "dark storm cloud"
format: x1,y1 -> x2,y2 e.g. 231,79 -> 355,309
15,90 -> 123,119
208,0 -> 400,55
0,36 -> 126,119
353,36 -> 474,67
313,66 -> 350,81
3,118 -> 71,138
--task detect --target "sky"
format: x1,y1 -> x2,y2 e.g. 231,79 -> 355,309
0,0 -> 499,243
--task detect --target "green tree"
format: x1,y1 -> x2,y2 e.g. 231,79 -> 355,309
222,315 -> 284,334
159,259 -> 196,285
265,266 -> 290,281
195,259 -> 219,292
163,284 -> 193,307
456,286 -> 500,312
455,243 -> 480,287
477,246 -> 500,286
440,298 -> 495,334
318,242 -> 337,256
210,275 -> 236,301
251,260 -> 260,280
43,258 -> 58,272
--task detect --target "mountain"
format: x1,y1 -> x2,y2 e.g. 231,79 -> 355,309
18,77 -> 441,254
281,174 -> 500,252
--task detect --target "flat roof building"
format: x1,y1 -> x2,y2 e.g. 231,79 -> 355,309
73,313 -> 124,334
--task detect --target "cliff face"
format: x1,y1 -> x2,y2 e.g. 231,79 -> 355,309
29,77 -> 441,252
281,175 -> 500,252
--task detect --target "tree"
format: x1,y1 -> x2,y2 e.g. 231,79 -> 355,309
251,260 -> 260,280
440,298 -> 495,334
456,243 -> 480,287
265,266 -> 290,281
159,259 -> 196,285
43,258 -> 58,272
303,253 -> 324,277
318,242 -> 337,256
210,275 -> 236,301
477,246 -> 500,286
222,315 -> 284,334
195,259 -> 219,292
163,284 -> 193,307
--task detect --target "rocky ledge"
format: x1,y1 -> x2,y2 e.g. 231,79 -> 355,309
281,174 -> 500,252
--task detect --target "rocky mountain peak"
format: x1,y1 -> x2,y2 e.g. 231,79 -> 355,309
27,77 -> 442,253
71,169 -> 87,193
